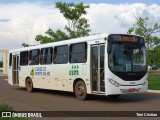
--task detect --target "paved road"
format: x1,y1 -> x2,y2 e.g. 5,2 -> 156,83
0,75 -> 160,120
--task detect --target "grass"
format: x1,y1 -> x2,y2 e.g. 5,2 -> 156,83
148,71 -> 160,90
0,104 -> 28,120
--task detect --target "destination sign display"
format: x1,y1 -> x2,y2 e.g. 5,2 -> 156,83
121,36 -> 136,42
108,34 -> 144,43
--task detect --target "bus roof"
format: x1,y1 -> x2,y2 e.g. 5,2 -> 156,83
9,33 -> 142,53
9,33 -> 109,53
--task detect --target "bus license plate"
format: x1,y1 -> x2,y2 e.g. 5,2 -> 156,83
128,88 -> 136,92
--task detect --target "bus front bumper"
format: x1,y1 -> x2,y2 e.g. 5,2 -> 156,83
106,82 -> 148,95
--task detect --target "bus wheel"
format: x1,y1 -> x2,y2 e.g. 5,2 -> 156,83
75,81 -> 87,100
26,78 -> 34,92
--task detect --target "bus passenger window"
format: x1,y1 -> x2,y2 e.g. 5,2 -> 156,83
41,47 -> 53,64
54,45 -> 68,64
20,51 -> 28,66
29,49 -> 39,65
70,42 -> 87,63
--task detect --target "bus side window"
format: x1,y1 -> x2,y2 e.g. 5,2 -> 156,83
54,45 -> 68,64
29,49 -> 40,65
41,47 -> 53,64
20,51 -> 28,66
70,42 -> 87,63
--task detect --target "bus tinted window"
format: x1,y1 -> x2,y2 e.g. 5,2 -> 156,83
20,51 -> 28,66
54,45 -> 68,64
29,49 -> 39,65
9,53 -> 12,66
41,47 -> 53,64
70,42 -> 87,63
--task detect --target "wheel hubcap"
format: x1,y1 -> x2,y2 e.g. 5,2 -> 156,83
77,85 -> 85,96
27,81 -> 31,90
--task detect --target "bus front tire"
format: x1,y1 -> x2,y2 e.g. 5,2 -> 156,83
26,78 -> 34,92
74,81 -> 87,100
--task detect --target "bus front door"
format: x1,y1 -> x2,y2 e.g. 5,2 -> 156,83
12,55 -> 19,85
91,45 -> 105,93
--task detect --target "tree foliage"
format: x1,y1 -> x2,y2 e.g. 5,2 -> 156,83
127,16 -> 160,50
22,43 -> 29,47
128,16 -> 160,66
148,45 -> 160,67
35,2 -> 90,44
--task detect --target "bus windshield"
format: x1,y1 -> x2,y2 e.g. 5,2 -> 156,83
108,37 -> 147,72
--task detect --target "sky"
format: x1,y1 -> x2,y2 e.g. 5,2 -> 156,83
0,0 -> 160,60
0,0 -> 160,5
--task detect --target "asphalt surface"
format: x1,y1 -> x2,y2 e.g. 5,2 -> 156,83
0,74 -> 160,120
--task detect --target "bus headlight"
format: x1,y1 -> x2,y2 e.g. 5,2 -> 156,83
108,79 -> 120,87
143,80 -> 147,86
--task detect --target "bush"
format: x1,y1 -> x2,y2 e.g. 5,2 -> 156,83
0,104 -> 28,120
0,103 -> 14,112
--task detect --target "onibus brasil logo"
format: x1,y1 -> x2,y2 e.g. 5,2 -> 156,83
1,112 -> 42,117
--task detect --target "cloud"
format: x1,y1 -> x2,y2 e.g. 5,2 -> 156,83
0,2 -> 160,51
0,2 -> 66,50
0,19 -> 11,22
87,3 -> 160,35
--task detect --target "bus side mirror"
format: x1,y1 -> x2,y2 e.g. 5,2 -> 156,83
107,45 -> 111,53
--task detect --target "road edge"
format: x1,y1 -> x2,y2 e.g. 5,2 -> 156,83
147,90 -> 160,94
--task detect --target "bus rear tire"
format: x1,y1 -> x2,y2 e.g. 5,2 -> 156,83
26,78 -> 34,92
74,81 -> 87,100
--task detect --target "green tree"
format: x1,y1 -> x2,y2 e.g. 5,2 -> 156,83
148,45 -> 160,67
127,16 -> 160,66
36,2 -> 90,44
127,16 -> 160,50
22,43 -> 29,47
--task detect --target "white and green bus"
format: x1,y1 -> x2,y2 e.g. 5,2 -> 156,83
8,34 -> 148,100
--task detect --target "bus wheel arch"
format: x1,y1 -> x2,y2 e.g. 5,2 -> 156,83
73,78 -> 88,100
25,77 -> 34,92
